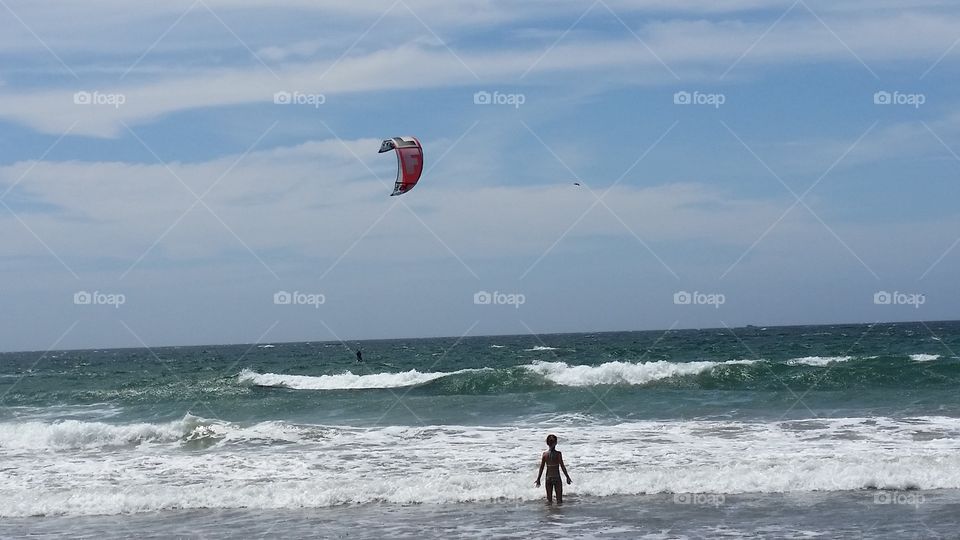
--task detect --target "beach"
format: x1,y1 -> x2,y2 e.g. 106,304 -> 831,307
8,491 -> 959,539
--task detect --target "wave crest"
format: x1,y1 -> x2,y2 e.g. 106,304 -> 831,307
237,352 -> 955,394
524,359 -> 754,386
0,414 -> 224,451
238,367 -> 478,390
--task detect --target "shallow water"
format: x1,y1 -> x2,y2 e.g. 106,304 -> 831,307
7,491 -> 958,539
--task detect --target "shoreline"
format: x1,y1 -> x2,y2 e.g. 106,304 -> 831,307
7,490 -> 957,539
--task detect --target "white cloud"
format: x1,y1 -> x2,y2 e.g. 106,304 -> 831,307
0,136 -> 800,268
747,111 -> 960,177
1,7 -> 959,136
4,133 -> 955,288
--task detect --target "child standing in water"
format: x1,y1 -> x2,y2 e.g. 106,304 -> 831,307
535,434 -> 572,503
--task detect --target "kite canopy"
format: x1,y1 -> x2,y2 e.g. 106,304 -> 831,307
378,136 -> 423,196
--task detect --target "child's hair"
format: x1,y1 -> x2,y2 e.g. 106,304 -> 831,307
546,434 -> 557,445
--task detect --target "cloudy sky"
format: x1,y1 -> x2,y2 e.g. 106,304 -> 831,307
1,0 -> 958,351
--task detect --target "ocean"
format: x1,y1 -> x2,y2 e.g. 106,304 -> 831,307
2,321 -> 959,538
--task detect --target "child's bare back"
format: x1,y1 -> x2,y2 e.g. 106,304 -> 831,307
534,434 -> 572,503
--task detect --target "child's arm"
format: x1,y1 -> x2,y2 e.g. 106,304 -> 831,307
535,453 -> 545,486
559,452 -> 572,483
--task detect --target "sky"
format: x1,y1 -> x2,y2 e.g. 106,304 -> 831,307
0,0 -> 958,352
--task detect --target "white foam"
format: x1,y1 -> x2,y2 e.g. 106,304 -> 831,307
524,359 -> 756,386
910,354 -> 940,362
525,346 -> 559,351
785,356 -> 853,367
257,344 -> 275,348
489,345 -> 506,349
239,358 -> 760,391
0,415 -> 341,454
238,368 -> 476,390
0,414 -> 215,451
4,416 -> 960,517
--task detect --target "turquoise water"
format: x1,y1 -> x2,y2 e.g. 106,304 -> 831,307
3,321 -> 958,425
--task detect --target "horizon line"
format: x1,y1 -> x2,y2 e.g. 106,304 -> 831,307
1,318 -> 955,356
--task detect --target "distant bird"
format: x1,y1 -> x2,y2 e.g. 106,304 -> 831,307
573,182 -> 581,186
